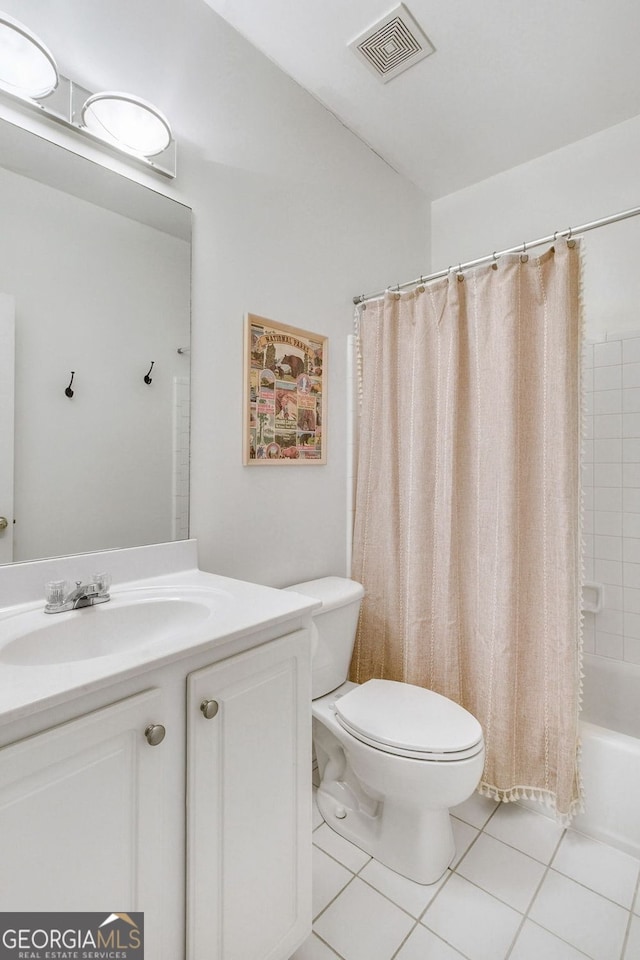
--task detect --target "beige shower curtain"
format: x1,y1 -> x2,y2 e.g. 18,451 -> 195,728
351,241 -> 583,820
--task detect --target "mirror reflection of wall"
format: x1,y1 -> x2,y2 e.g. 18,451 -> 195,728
0,126 -> 191,564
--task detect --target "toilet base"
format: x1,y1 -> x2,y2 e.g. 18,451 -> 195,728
316,777 -> 455,885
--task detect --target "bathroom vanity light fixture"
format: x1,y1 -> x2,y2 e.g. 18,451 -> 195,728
0,12 -> 175,178
0,12 -> 58,98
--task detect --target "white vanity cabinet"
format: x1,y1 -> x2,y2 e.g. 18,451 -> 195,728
0,687 -> 172,950
0,624 -> 312,960
187,629 -> 311,960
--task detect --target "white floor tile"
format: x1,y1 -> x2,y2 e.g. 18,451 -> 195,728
395,923 -> 467,960
450,815 -> 479,867
313,877 -> 415,960
484,802 -> 565,863
312,845 -> 352,920
529,869 -> 629,960
451,791 -> 498,829
455,832 -> 547,912
624,914 -> 640,959
359,857 -> 448,918
552,829 -> 640,909
289,932 -> 341,960
422,873 -> 522,960
510,920 -> 595,960
308,769 -> 639,960
313,823 -> 371,873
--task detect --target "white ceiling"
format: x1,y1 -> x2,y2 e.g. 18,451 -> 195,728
204,0 -> 640,199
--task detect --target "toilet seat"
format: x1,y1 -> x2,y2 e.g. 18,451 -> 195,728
334,679 -> 484,762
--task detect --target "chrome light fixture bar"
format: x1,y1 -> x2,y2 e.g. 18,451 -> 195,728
0,12 -> 175,179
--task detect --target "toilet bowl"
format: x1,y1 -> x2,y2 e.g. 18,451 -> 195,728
286,576 -> 485,885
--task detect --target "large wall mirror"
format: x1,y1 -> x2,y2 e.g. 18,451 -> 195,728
0,119 -> 191,565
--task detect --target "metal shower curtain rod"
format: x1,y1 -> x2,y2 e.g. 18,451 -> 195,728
352,202 -> 640,305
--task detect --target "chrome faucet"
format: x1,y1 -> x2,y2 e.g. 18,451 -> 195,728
45,573 -> 111,614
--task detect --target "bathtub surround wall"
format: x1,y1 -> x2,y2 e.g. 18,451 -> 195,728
173,376 -> 191,542
583,332 -> 640,667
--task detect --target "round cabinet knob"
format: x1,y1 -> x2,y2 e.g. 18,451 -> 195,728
0,517 -> 8,531
144,723 -> 166,746
200,699 -> 219,720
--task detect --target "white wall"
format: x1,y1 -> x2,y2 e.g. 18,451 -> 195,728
431,113 -> 640,677
0,165 -> 190,562
180,16 -> 429,586
0,0 -> 429,586
431,114 -> 640,341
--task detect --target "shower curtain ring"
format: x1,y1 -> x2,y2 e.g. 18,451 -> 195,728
491,252 -> 498,270
566,226 -> 576,248
520,241 -> 529,264
457,263 -> 464,282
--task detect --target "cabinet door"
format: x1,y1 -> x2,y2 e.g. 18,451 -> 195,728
0,688 -> 172,958
187,630 -> 312,960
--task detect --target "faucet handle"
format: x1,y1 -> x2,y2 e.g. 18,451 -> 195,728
92,572 -> 111,596
45,580 -> 69,608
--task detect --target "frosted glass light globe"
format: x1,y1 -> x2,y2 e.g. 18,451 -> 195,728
0,13 -> 58,99
81,92 -> 172,157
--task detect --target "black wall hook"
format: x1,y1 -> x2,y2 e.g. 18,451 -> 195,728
65,371 -> 75,398
144,361 -> 155,385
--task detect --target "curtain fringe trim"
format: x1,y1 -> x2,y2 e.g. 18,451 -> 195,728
477,776 -> 585,827
575,237 -> 587,815
353,302 -> 364,413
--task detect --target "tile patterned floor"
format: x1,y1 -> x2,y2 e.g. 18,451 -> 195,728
290,790 -> 640,960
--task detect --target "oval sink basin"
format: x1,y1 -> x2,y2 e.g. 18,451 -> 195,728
0,596 -> 213,666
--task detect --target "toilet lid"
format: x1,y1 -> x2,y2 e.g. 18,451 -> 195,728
334,679 -> 483,760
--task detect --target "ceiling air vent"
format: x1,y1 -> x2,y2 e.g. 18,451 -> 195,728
349,4 -> 435,83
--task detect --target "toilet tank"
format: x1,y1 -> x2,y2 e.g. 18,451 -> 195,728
285,577 -> 364,699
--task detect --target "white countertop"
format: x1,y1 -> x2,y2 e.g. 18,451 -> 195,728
0,541 -> 318,724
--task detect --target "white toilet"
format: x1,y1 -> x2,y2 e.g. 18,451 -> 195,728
286,576 -> 485,885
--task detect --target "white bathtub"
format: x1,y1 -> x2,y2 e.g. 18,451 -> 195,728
572,653 -> 640,857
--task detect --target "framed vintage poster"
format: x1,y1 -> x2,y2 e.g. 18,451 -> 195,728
244,314 -> 327,464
